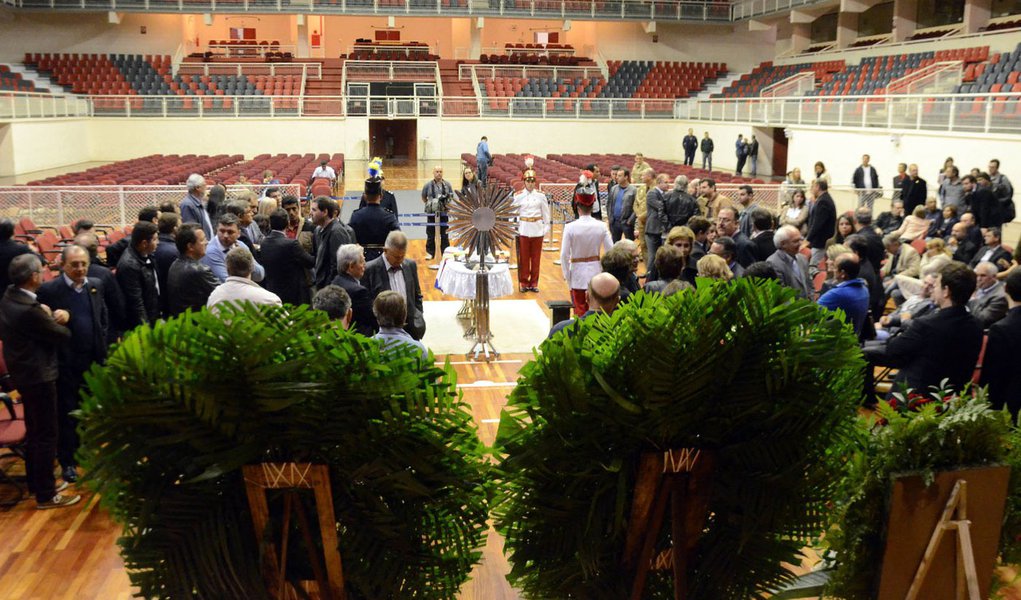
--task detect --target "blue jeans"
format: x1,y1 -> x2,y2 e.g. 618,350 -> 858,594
702,152 -> 712,171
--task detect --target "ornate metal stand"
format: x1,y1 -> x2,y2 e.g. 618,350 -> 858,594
467,268 -> 498,360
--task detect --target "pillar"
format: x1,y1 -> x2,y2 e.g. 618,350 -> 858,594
963,0 -> 992,34
892,0 -> 918,42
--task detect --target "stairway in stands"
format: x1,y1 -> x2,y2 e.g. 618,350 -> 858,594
302,58 -> 345,116
438,58 -> 479,116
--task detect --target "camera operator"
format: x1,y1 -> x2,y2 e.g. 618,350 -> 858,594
421,165 -> 453,261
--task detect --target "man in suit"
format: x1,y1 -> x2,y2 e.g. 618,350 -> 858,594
873,262 -> 983,394
950,222 -> 981,265
311,196 -> 355,290
350,177 -> 401,262
972,173 -> 1005,229
969,227 -> 1013,271
968,261 -> 1009,328
900,164 -> 928,215
643,173 -> 670,279
806,179 -> 836,275
716,206 -> 756,268
152,212 -> 180,318
166,224 -> 220,316
74,232 -> 125,341
606,168 -> 636,242
261,209 -> 314,306
179,173 -> 213,239
37,245 -> 108,484
980,269 -> 1021,416
853,208 -> 888,268
852,154 -> 880,210
363,231 -> 425,340
0,219 -> 32,292
748,208 -> 776,263
880,234 -> 920,300
0,254 -> 79,509
106,206 -> 158,268
311,285 -> 353,330
331,244 -> 376,336
116,221 -> 161,330
766,225 -> 813,300
682,128 -> 698,167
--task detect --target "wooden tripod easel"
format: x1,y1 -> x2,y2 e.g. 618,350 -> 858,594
623,448 -> 715,600
242,463 -> 346,600
905,479 -> 981,600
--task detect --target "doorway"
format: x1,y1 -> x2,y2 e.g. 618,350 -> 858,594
369,119 -> 417,164
771,127 -> 788,179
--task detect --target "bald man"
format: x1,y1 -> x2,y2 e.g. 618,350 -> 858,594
548,272 -> 621,338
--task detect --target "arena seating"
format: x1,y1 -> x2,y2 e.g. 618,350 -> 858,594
207,153 -> 344,193
983,18 -> 1021,32
22,53 -> 172,95
717,60 -> 844,97
346,40 -> 437,61
602,60 -> 726,99
480,75 -> 606,99
0,66 -> 37,92
27,154 -> 242,186
480,53 -> 591,66
956,43 -> 1021,93
550,154 -> 764,184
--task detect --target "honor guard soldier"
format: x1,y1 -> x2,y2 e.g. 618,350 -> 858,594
561,181 -> 613,316
512,165 -> 550,293
350,176 -> 400,262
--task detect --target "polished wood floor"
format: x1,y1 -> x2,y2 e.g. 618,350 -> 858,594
1,162 -> 1019,598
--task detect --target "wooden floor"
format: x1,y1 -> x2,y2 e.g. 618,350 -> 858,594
1,162 -> 1019,598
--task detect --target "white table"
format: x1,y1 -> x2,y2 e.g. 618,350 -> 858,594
436,257 -> 514,300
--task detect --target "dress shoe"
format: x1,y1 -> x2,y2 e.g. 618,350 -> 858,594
37,493 -> 82,510
62,466 -> 78,483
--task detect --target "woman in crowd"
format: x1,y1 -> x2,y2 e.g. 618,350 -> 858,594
206,183 -> 226,223
891,205 -> 932,242
643,245 -> 686,294
697,254 -> 733,281
813,161 -> 831,188
257,196 -> 277,217
780,189 -> 809,235
933,204 -> 959,240
827,213 -> 856,248
782,167 -> 805,204
937,156 -> 954,185
461,166 -> 480,198
819,243 -> 852,295
996,238 -> 1021,281
665,226 -> 698,286
895,237 -> 953,298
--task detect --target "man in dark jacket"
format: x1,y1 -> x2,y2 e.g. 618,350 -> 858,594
870,262 -> 983,394
311,196 -> 355,290
0,219 -> 32,292
362,231 -> 425,340
152,212 -> 180,318
900,163 -> 928,215
106,206 -> 159,268
261,210 -> 315,306
971,173 -> 1004,229
700,132 -> 714,171
663,175 -> 698,229
166,224 -> 220,316
74,232 -> 125,342
0,253 -> 79,509
852,154 -> 880,210
806,179 -> 836,274
37,245 -> 108,484
981,269 -> 1021,416
332,243 -> 377,336
116,221 -> 160,330
350,177 -> 401,262
749,208 -> 776,262
682,128 -> 698,166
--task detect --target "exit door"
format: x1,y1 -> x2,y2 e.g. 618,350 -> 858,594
369,119 -> 417,163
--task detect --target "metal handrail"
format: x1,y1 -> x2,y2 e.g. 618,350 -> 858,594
177,62 -> 323,79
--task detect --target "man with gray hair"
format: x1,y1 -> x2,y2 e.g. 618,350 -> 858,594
968,261 -> 1008,328
331,244 -> 376,336
766,225 -> 813,300
373,290 -> 428,360
312,285 -> 352,329
363,231 -> 425,340
180,173 -> 213,239
206,246 -> 281,311
664,175 -> 697,230
0,253 -> 80,509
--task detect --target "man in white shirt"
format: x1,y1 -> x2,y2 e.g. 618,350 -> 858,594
512,167 -> 551,292
207,246 -> 282,311
311,160 -> 337,188
561,183 -> 613,316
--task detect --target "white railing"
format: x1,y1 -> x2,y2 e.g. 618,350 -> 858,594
177,62 -> 323,79
7,0 -> 735,22
0,91 -> 92,119
761,71 -> 816,98
459,64 -> 603,82
0,184 -> 301,229
886,61 -> 962,95
205,43 -> 298,58
87,95 -> 345,118
343,60 -> 440,82
730,0 -> 827,20
350,43 -> 434,58
680,92 -> 1021,134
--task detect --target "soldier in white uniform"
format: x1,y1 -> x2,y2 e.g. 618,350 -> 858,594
561,182 -> 613,316
512,167 -> 551,293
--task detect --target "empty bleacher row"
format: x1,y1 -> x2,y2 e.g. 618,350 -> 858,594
28,154 -> 241,186
602,60 -> 725,99
480,75 -> 605,99
22,53 -> 171,96
718,60 -> 845,97
480,53 -> 591,66
207,153 -> 344,191
957,42 -> 1021,94
0,66 -> 37,92
345,40 -> 437,61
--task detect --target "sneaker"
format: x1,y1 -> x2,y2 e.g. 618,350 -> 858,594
37,493 -> 82,510
425,254 -> 434,260
55,481 -> 69,493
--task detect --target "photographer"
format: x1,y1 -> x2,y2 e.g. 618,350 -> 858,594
421,166 -> 453,260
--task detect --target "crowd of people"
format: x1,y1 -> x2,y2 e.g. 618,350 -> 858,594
551,152 -> 1020,420
1,150 -> 1019,510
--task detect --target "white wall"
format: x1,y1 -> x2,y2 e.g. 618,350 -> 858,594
0,13 -> 185,63
3,119 -> 91,175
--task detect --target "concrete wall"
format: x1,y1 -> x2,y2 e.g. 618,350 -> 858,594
0,13 -> 187,63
